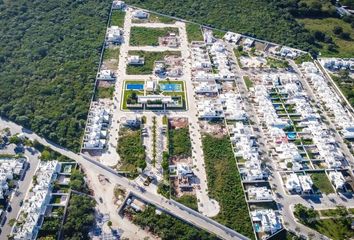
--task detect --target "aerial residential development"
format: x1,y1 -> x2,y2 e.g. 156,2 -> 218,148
1,0 -> 354,240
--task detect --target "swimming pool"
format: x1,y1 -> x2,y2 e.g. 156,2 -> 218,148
160,83 -> 182,92
254,223 -> 261,232
126,83 -> 144,90
287,132 -> 296,140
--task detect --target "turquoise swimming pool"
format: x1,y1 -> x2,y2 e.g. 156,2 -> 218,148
126,83 -> 144,90
287,132 -> 296,140
160,83 -> 182,92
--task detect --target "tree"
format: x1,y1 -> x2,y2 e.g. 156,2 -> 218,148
313,31 -> 325,41
340,32 -> 351,40
333,26 -> 343,35
107,220 -> 112,227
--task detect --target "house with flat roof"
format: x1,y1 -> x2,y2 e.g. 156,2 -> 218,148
112,0 -> 125,10
97,69 -> 116,81
248,186 -> 273,201
82,102 -> 110,150
251,209 -> 282,234
328,171 -> 346,190
12,161 -> 60,240
128,55 -> 144,65
133,10 -> 148,19
106,26 -> 123,44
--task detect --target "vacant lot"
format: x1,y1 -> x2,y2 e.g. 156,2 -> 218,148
110,10 -> 125,27
126,50 -> 180,75
117,127 -> 146,174
310,172 -> 334,194
202,134 -> 253,238
130,27 -> 179,46
186,23 -> 203,42
298,18 -> 354,58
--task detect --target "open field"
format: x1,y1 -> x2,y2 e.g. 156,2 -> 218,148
130,27 -> 179,46
310,172 -> 334,194
298,18 -> 354,58
202,134 -> 253,238
186,23 -> 204,42
103,47 -> 120,60
111,10 -> 125,27
117,126 -> 146,173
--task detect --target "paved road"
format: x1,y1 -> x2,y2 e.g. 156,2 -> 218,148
0,116 -> 248,240
0,148 -> 40,238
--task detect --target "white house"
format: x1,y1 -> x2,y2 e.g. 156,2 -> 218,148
112,0 -> 125,10
97,69 -> 116,81
128,55 -> 144,65
328,171 -> 346,190
133,10 -> 148,19
248,187 -> 273,201
13,161 -> 60,240
106,26 -> 123,44
251,209 -> 282,234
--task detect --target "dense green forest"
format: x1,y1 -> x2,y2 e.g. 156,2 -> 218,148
0,0 -> 110,151
125,0 -> 353,55
126,0 -> 314,52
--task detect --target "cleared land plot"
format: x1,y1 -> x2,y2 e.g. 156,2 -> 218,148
110,10 -> 125,27
126,50 -> 181,75
310,172 -> 334,194
202,134 -> 253,238
117,126 -> 146,174
186,23 -> 203,42
298,18 -> 354,58
130,27 -> 179,46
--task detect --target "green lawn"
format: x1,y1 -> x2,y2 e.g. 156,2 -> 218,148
110,10 -> 125,27
103,47 -> 120,60
186,23 -> 203,42
297,18 -> 354,58
126,50 -> 180,75
130,27 -> 179,46
310,172 -> 334,194
121,81 -> 144,109
202,134 -> 253,238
